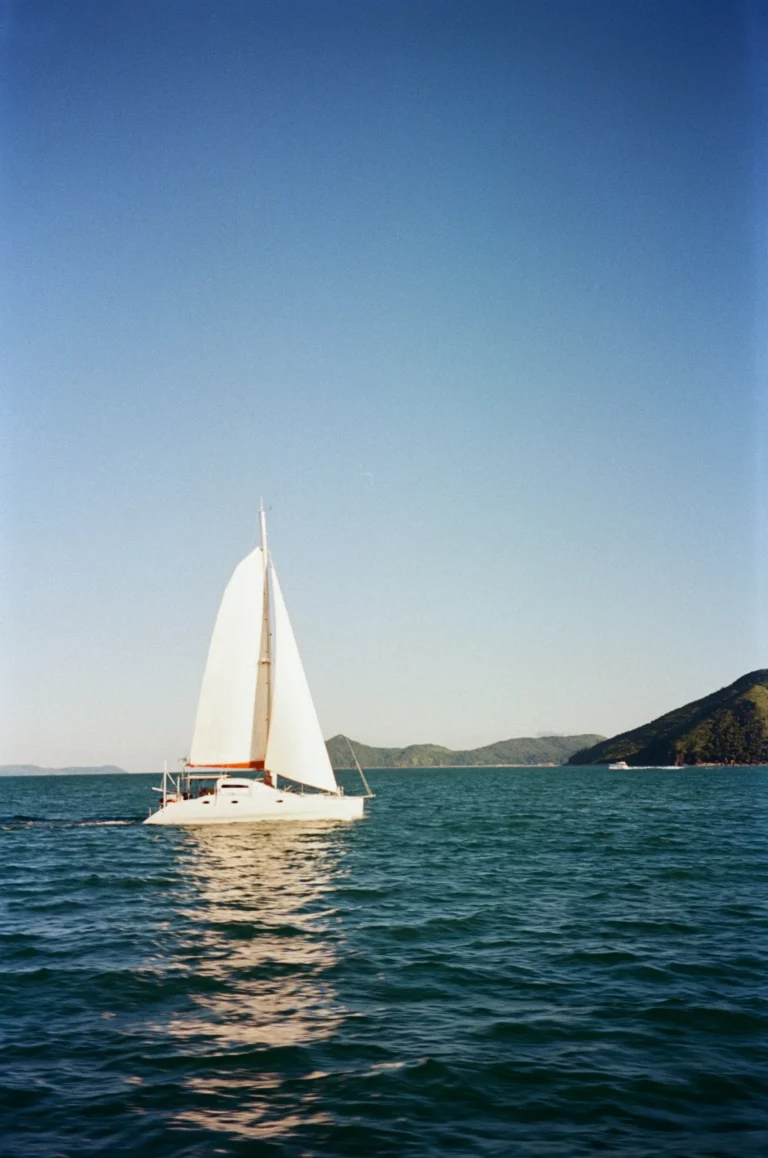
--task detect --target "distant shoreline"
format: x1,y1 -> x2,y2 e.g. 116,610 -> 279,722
334,763 -> 563,770
2,762 -> 765,778
334,762 -> 764,770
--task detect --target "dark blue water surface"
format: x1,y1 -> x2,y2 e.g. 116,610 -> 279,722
1,767 -> 767,1157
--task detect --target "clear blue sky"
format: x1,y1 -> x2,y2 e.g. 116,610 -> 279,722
2,0 -> 765,771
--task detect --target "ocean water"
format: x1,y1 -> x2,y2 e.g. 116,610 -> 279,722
1,767 -> 767,1158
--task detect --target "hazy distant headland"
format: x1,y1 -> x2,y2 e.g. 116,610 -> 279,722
326,734 -> 605,769
568,670 -> 768,766
0,765 -> 128,777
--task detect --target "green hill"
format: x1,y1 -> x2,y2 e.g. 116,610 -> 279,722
567,670 -> 768,766
326,734 -> 605,769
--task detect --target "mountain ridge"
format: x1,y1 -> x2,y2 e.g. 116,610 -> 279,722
326,734 -> 605,769
567,670 -> 768,765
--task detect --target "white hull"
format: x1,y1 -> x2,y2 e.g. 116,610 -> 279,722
144,778 -> 365,826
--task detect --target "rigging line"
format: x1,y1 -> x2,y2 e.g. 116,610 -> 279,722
344,736 -> 375,799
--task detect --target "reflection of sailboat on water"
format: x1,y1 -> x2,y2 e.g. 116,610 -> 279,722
169,826 -> 344,1047
163,825 -> 345,1140
146,506 -> 372,825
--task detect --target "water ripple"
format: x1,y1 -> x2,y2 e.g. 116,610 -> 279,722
0,768 -> 767,1155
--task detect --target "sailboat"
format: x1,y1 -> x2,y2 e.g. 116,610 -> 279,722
145,507 -> 371,825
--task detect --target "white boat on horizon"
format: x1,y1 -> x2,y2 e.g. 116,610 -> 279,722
607,761 -> 681,771
145,507 -> 371,826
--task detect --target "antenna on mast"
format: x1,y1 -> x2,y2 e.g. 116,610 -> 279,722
259,498 -> 268,559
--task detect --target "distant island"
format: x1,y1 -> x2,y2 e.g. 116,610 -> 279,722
0,765 -> 128,776
568,669 -> 768,766
326,734 -> 605,769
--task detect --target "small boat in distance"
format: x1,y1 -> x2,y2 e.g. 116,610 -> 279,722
145,507 -> 371,826
608,760 -> 630,770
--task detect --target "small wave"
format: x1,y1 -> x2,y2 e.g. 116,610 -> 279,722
77,820 -> 135,826
0,816 -> 138,828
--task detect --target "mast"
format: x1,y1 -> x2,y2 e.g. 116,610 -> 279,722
258,501 -> 274,783
259,501 -> 272,703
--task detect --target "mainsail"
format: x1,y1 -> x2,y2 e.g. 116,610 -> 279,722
264,565 -> 338,794
189,547 -> 269,769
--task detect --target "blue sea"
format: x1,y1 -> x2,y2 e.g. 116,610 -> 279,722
1,767 -> 766,1157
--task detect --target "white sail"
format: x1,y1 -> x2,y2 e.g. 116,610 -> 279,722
265,564 -> 338,794
189,547 -> 269,769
